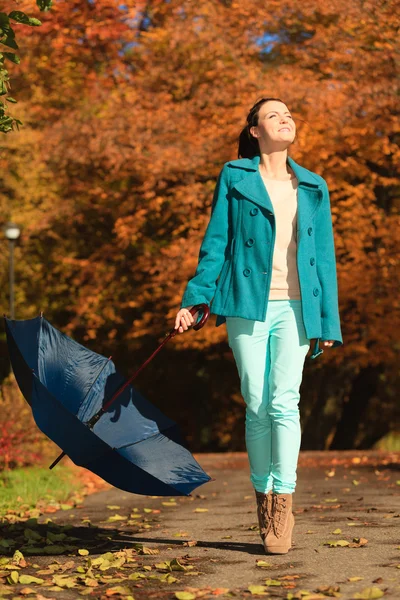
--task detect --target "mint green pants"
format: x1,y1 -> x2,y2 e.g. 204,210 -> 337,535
226,300 -> 310,495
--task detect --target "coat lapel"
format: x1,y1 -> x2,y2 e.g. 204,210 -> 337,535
232,169 -> 274,213
228,155 -> 323,230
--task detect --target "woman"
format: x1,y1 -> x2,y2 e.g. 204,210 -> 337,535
174,97 -> 343,555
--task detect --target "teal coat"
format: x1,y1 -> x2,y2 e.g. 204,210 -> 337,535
180,155 -> 343,358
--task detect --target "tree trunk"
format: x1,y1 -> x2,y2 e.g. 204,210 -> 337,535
329,366 -> 382,450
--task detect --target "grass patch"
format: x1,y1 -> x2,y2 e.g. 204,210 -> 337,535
0,465 -> 82,512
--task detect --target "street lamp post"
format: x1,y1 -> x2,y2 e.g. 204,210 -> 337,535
4,222 -> 21,320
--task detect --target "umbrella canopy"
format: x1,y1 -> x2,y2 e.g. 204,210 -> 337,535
5,315 -> 211,496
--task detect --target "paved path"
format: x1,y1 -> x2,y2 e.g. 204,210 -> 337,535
1,451 -> 399,599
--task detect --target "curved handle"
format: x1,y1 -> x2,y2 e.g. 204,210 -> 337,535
189,303 -> 210,331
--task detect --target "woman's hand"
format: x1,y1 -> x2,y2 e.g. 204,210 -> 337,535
174,307 -> 195,333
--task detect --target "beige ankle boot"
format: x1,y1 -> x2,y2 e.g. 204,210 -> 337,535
254,490 -> 273,542
263,492 -> 295,554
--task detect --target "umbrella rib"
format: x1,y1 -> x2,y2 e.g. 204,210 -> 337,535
49,356 -> 112,469
116,424 -> 181,450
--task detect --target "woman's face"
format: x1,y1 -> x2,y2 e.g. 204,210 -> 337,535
250,100 -> 296,148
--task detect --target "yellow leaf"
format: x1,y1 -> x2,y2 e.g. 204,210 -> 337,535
78,549 -> 89,556
19,575 -> 45,584
264,578 -> 282,586
7,570 -> 19,584
175,593 -> 196,600
256,560 -> 273,568
193,508 -> 208,513
352,587 -> 384,599
248,584 -> 268,595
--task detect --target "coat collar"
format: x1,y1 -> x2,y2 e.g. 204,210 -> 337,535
228,155 -> 323,228
227,154 -> 323,188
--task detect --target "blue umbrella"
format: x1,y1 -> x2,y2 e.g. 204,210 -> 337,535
4,306 -> 212,496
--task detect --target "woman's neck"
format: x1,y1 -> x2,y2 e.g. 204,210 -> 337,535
258,151 -> 294,181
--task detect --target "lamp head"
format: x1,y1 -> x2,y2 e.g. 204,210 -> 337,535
4,222 -> 21,241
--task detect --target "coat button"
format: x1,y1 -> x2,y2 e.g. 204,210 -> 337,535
243,268 -> 252,277
308,226 -> 313,236
250,208 -> 259,216
310,257 -> 315,266
313,287 -> 319,296
245,238 -> 255,247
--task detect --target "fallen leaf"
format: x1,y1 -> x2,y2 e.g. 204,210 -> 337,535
105,585 -> 132,596
18,575 -> 45,584
352,587 -> 384,599
174,592 -> 196,600
78,549 -> 89,556
182,541 -> 197,547
264,578 -> 282,586
248,584 -> 268,595
323,540 -> 350,547
256,560 -> 273,568
6,570 -> 19,584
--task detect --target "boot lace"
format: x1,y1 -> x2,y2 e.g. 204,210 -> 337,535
256,491 -> 272,538
273,494 -> 288,538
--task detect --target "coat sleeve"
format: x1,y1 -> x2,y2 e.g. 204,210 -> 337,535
315,179 -> 343,347
180,164 -> 230,308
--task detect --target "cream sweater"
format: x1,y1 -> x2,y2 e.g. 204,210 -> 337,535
261,175 -> 301,300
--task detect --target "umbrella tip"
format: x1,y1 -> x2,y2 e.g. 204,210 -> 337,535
39,311 -> 44,318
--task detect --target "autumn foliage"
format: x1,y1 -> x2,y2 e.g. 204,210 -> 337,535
0,0 -> 399,455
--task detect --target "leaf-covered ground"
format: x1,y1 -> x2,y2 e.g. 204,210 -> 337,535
0,451 -> 399,600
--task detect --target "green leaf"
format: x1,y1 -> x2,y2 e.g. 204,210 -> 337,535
0,13 -> 10,27
19,574 -> 45,584
47,531 -> 67,542
353,587 -> 385,599
43,544 -> 68,554
3,52 -> 19,64
8,11 -> 41,27
1,34 -> 18,50
36,0 -> 53,10
24,528 -> 42,541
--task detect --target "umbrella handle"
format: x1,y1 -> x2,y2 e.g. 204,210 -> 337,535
189,303 -> 210,331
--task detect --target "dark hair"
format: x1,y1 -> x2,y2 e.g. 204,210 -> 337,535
238,96 -> 286,159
